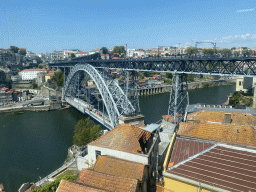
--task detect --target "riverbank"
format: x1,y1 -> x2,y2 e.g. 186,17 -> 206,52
138,79 -> 235,96
0,103 -> 70,114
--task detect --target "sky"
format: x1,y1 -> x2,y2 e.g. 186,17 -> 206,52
0,0 -> 255,54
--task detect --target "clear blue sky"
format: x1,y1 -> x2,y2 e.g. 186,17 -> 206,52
0,0 -> 255,53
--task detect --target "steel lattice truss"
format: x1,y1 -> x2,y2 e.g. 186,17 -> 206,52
168,74 -> 189,124
50,57 -> 256,77
63,64 -> 135,128
97,69 -> 135,116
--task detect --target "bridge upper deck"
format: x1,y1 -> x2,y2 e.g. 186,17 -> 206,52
49,57 -> 256,77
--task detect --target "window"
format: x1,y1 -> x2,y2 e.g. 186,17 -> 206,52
95,150 -> 101,159
239,81 -> 242,86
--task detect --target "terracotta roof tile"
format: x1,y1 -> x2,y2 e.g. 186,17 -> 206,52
93,155 -> 146,181
0,184 -> 4,192
25,185 -> 40,192
89,124 -> 152,154
22,69 -> 47,72
57,180 -> 106,192
78,169 -> 137,192
187,110 -> 256,126
178,121 -> 256,147
46,73 -> 54,76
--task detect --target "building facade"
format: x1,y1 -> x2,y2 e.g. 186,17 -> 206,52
19,69 -> 47,81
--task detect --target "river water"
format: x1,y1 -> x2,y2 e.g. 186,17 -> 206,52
0,84 -> 235,192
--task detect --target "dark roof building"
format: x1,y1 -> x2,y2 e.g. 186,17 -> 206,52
164,137 -> 256,192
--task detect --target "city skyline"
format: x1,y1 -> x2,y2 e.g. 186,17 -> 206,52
0,0 -> 255,54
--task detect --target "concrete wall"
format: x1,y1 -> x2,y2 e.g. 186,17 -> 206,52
87,145 -> 149,165
76,156 -> 90,171
236,77 -> 248,93
138,85 -> 171,96
41,86 -> 57,98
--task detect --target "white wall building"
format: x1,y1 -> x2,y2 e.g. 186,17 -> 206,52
134,50 -> 145,58
19,69 -> 48,81
76,52 -> 89,57
127,49 -> 135,57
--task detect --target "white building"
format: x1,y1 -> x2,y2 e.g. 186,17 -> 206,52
134,50 -> 145,58
127,49 -> 135,57
76,124 -> 159,187
76,52 -> 89,57
19,69 -> 48,81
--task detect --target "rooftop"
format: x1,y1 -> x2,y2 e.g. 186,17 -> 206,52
166,143 -> 256,192
187,104 -> 256,116
89,124 -> 153,154
22,69 -> 47,72
187,110 -> 256,126
178,121 -> 256,148
168,137 -> 214,168
78,169 -> 137,192
57,180 -> 106,192
93,155 -> 146,181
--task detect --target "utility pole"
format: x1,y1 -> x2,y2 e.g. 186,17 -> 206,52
177,43 -> 181,57
125,44 -> 127,58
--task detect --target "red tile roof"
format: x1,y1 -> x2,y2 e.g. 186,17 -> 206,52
89,124 -> 152,154
167,144 -> 256,192
93,155 -> 146,181
78,169 -> 137,192
77,52 -> 89,54
25,185 -> 40,192
22,69 -> 47,72
187,110 -> 256,126
0,184 -> 4,192
46,73 -> 54,76
178,121 -> 256,148
57,180 -> 106,192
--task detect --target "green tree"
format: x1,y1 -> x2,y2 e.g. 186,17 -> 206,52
185,47 -> 196,55
229,92 -> 243,105
32,79 -> 38,89
112,46 -> 125,55
71,53 -> 75,58
165,73 -> 173,79
218,49 -> 231,55
54,71 -> 64,86
187,74 -> 195,82
100,47 -> 108,54
203,48 -> 215,55
0,71 -> 6,79
20,48 -> 27,55
10,46 -> 19,53
31,174 -> 78,192
73,118 -> 103,147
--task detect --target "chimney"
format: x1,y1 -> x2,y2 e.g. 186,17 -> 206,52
224,113 -> 232,124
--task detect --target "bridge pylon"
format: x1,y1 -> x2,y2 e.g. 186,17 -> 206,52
167,74 -> 189,124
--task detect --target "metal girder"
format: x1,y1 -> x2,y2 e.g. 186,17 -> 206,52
168,74 -> 189,124
49,57 -> 256,77
98,69 -> 136,116
63,64 -> 135,128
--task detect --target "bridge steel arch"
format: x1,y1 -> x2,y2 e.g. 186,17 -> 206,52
63,64 -> 135,129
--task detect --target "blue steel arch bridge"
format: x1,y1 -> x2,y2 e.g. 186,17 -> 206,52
50,54 -> 256,130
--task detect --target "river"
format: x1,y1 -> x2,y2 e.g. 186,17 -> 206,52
0,84 -> 235,192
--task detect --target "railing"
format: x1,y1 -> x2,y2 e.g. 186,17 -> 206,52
65,97 -> 113,130
34,157 -> 76,187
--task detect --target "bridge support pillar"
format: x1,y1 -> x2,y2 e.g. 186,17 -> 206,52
253,83 -> 256,108
118,114 -> 145,125
167,74 -> 189,124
